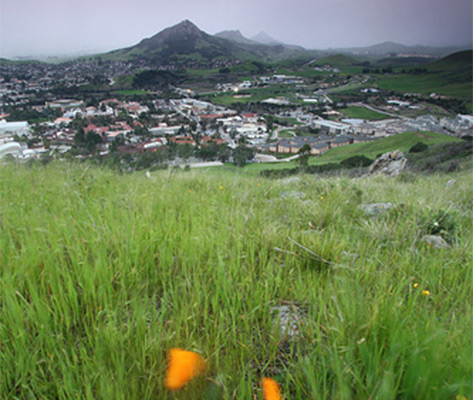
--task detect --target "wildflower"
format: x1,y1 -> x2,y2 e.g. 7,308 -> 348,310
164,348 -> 206,390
320,196 -> 324,200
413,283 -> 419,288
422,290 -> 430,296
262,377 -> 282,400
219,185 -> 223,190
456,396 -> 467,400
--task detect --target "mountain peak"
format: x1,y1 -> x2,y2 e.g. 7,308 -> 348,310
251,31 -> 280,45
215,30 -> 256,45
137,20 -> 206,49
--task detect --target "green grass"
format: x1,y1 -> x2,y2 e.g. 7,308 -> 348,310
377,74 -> 472,99
203,85 -> 297,105
278,129 -> 296,138
309,131 -> 461,165
1,162 -> 472,399
341,106 -> 392,121
111,90 -> 150,96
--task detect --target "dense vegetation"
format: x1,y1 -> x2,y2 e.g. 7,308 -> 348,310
1,163 -> 471,399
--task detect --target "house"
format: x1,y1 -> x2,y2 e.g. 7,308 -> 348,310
201,136 -> 226,146
54,117 -> 72,126
149,124 -> 184,136
312,120 -> 350,135
169,136 -> 196,146
0,120 -> 30,138
310,142 -> 330,155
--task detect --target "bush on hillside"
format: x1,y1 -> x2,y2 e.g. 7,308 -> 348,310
339,155 -> 373,168
409,142 -> 429,153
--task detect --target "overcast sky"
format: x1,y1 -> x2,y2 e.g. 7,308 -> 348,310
0,0 -> 471,58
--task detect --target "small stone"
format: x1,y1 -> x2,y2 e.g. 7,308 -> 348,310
421,235 -> 450,249
361,203 -> 395,216
281,176 -> 301,184
446,179 -> 456,187
271,305 -> 303,339
280,191 -> 305,200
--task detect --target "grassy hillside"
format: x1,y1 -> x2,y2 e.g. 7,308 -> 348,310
340,106 -> 392,121
239,131 -> 461,174
311,131 -> 461,165
1,163 -> 472,399
377,50 -> 473,99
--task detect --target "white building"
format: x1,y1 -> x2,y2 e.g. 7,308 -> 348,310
0,120 -> 30,138
312,119 -> 350,135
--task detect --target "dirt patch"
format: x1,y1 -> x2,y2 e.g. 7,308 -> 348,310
414,132 -> 431,139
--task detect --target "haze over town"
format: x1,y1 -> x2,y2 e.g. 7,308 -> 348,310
1,0 -> 472,58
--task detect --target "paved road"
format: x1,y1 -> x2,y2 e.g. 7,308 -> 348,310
255,153 -> 300,163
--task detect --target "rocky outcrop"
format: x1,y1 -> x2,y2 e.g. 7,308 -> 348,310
367,150 -> 407,177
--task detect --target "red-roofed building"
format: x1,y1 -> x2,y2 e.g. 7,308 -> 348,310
201,136 -> 226,145
199,114 -> 224,120
169,136 -> 196,146
241,113 -> 258,122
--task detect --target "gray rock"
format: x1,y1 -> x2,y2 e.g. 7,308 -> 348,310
280,191 -> 305,200
281,177 -> 301,184
367,150 -> 407,177
421,235 -> 450,249
361,202 -> 395,216
271,305 -> 302,339
446,179 -> 456,187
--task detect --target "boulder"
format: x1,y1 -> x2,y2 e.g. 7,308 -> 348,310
367,150 -> 407,177
421,235 -> 450,249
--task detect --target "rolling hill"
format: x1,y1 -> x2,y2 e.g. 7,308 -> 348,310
334,41 -> 472,58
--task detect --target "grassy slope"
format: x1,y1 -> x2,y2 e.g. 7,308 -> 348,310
377,50 -> 473,99
310,131 -> 461,164
341,106 -> 392,121
1,163 -> 472,399
241,131 -> 461,174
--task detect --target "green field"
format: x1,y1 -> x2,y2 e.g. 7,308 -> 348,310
377,74 -> 472,99
341,106 -> 392,121
204,85 -> 297,105
1,163 -> 471,399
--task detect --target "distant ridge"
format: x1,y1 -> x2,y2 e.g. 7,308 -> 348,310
332,41 -> 472,58
215,30 -> 257,45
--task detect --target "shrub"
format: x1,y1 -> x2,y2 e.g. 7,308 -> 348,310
340,155 -> 373,168
419,208 -> 458,243
409,142 -> 429,153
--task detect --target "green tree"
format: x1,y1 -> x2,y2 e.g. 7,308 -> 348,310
233,145 -> 254,167
297,144 -> 311,171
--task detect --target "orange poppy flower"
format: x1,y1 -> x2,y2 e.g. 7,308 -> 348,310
262,377 -> 282,400
164,348 -> 206,390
